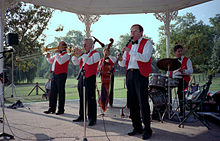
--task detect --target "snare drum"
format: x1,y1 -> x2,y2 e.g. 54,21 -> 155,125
165,78 -> 179,88
149,73 -> 166,88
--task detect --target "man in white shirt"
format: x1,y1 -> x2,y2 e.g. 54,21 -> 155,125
44,41 -> 70,115
169,44 -> 193,117
118,24 -> 153,140
72,38 -> 100,126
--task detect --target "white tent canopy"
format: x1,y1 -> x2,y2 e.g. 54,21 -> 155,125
0,0 -> 212,91
22,0 -> 211,15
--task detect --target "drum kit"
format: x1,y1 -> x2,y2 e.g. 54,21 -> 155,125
149,58 -> 183,121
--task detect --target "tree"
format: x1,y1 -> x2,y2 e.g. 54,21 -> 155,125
207,14 -> 220,74
38,30 -> 85,78
156,13 -> 215,73
4,2 -> 53,83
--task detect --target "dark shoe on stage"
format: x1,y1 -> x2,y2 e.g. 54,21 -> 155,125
128,129 -> 143,136
142,131 -> 152,140
88,121 -> 96,126
44,109 -> 55,114
56,111 -> 64,115
72,116 -> 84,122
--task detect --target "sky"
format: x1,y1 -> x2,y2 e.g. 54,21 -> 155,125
42,0 -> 220,48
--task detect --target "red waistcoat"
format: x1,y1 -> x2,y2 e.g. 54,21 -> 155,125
54,52 -> 70,75
79,50 -> 99,78
169,56 -> 190,83
126,38 -> 152,78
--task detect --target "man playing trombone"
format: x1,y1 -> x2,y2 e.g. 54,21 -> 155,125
44,41 -> 70,115
72,38 -> 100,126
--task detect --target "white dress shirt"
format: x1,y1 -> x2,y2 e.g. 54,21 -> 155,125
119,37 -> 153,69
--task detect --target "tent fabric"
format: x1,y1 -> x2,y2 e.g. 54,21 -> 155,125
21,0 -> 211,15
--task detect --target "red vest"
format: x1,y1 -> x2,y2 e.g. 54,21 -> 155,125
79,50 -> 99,78
126,38 -> 152,78
99,57 -> 115,73
54,52 -> 70,75
181,57 -> 190,83
169,56 -> 190,83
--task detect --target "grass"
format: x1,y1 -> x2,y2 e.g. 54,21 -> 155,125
3,74 -> 220,104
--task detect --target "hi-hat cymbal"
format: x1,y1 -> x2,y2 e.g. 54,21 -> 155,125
157,58 -> 181,71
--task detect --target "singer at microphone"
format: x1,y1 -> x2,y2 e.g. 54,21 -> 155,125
118,24 -> 153,140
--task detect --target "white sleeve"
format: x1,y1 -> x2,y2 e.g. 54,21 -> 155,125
86,52 -> 100,65
118,52 -> 126,67
71,56 -> 81,65
55,53 -> 70,64
185,59 -> 193,75
109,55 -> 117,63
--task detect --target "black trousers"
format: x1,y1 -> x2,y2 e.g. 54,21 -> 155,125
177,78 -> 188,115
78,74 -> 97,122
126,69 -> 152,132
109,74 -> 114,106
49,73 -> 67,112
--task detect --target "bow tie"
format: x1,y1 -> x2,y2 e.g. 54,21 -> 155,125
178,57 -> 182,61
132,40 -> 138,45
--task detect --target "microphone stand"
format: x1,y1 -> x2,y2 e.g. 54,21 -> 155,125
0,51 -> 14,139
76,49 -> 93,141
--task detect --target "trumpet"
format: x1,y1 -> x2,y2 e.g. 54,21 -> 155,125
66,45 -> 84,57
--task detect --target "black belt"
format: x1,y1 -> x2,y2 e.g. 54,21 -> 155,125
128,69 -> 139,72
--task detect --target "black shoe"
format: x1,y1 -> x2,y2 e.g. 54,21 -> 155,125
128,129 -> 143,136
72,116 -> 84,122
142,131 -> 152,140
44,109 -> 55,114
56,111 -> 64,115
88,121 -> 96,126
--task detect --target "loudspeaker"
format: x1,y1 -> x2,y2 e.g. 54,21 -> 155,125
6,33 -> 18,46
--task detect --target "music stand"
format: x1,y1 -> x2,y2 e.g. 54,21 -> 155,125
157,58 -> 181,120
0,50 -> 14,139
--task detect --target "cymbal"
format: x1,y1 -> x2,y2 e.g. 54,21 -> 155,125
157,58 -> 181,71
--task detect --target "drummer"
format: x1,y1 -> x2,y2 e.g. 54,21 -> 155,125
168,44 -> 193,118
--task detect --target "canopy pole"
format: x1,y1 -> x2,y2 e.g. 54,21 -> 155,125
77,14 -> 100,38
0,1 -> 6,93
154,11 -> 178,58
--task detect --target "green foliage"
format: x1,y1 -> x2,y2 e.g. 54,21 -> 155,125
207,14 -> 220,74
4,2 -> 53,83
156,13 -> 217,73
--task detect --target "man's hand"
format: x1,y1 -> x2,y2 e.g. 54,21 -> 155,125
123,47 -> 130,53
46,53 -> 50,58
117,53 -> 122,61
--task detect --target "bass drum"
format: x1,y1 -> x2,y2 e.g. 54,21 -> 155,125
149,89 -> 167,120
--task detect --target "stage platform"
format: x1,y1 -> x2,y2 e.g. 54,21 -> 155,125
0,99 -> 220,141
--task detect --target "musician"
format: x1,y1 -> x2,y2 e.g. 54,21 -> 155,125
118,24 -> 153,140
44,41 -> 70,115
98,48 -> 116,108
72,38 -> 100,126
169,44 -> 193,117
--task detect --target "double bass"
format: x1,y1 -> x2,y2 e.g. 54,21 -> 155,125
98,38 -> 114,112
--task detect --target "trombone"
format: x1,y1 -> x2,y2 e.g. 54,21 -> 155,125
16,47 -> 57,61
